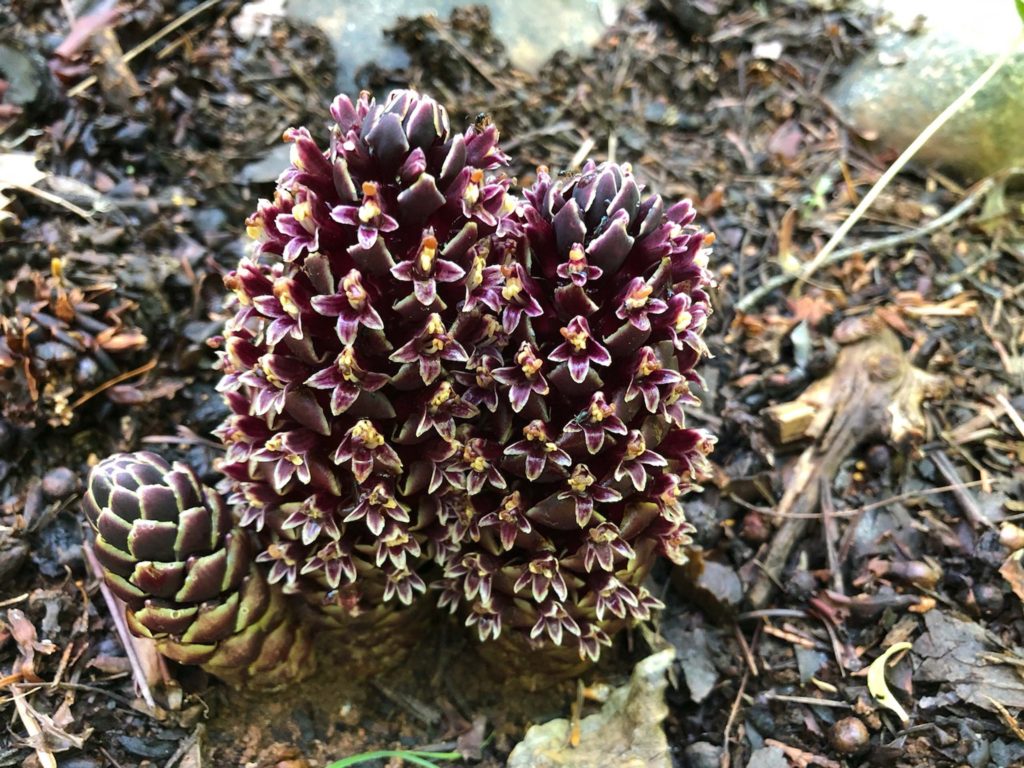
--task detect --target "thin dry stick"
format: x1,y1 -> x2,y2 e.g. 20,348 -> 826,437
67,0 -> 225,98
735,178 -> 994,312
793,28 -> 1024,289
70,357 -> 157,410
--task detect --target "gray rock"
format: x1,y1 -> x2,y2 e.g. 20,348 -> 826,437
829,0 -> 1024,180
746,746 -> 789,768
507,648 -> 675,768
286,0 -> 625,92
685,741 -> 723,768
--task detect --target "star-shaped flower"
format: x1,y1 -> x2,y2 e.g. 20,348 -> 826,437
549,316 -> 611,384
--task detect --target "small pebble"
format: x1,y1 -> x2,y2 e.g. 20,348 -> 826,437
865,444 -> 890,473
42,466 -> 79,499
973,584 -> 1005,617
829,716 -> 869,755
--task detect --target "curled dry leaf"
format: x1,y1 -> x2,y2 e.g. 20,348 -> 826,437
867,642 -> 913,723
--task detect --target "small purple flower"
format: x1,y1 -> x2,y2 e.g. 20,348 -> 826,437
625,347 -> 683,413
256,539 -> 306,585
463,248 -> 504,312
306,346 -> 390,416
549,316 -> 612,384
593,576 -> 640,621
505,420 -> 572,481
389,313 -> 467,385
530,602 -> 580,646
309,269 -> 384,345
514,554 -> 568,603
658,381 -> 700,428
445,552 -> 496,603
382,567 -> 426,605
478,490 -> 533,551
391,231 -> 466,305
332,419 -> 403,482
451,438 -> 506,495
465,602 -> 502,642
563,391 -> 628,454
253,429 -> 317,491
558,464 -> 622,527
331,180 -> 398,249
413,381 -> 478,441
281,494 -> 342,546
615,276 -> 668,331
453,167 -> 505,227
275,193 -> 321,263
579,522 -> 635,573
577,622 -> 613,663
344,481 -> 411,537
556,243 -> 602,287
455,352 -> 501,413
252,277 -> 309,347
661,293 -> 710,356
499,262 -> 543,333
492,342 -> 549,413
301,538 -> 357,589
373,524 -> 422,569
613,430 -> 668,492
658,428 -> 716,480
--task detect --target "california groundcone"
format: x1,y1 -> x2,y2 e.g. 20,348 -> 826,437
83,452 -> 312,687
84,88 -> 714,685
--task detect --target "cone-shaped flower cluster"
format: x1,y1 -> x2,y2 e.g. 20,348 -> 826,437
85,87 -> 714,682
83,452 -> 312,686
214,89 -> 514,622
430,161 -> 715,660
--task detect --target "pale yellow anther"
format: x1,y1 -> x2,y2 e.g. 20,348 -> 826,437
675,310 -> 693,332
274,279 -> 300,317
568,466 -> 594,493
624,434 -> 646,460
425,314 -> 445,336
337,347 -> 360,382
529,559 -> 554,577
246,218 -> 265,242
260,356 -> 282,386
418,235 -> 438,273
358,200 -> 381,223
560,323 -> 590,351
343,272 -> 367,309
638,355 -> 660,377
265,435 -> 284,452
352,419 -> 385,449
524,423 -> 547,442
624,283 -> 653,311
430,382 -> 454,408
293,200 -> 312,225
501,275 -> 523,301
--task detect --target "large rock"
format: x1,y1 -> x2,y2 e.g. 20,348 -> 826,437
829,0 -> 1024,180
285,0 -> 623,93
507,649 -> 675,768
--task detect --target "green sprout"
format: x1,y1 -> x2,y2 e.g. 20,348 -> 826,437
325,748 -> 463,768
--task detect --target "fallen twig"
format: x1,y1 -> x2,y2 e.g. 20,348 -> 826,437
735,178 -> 995,312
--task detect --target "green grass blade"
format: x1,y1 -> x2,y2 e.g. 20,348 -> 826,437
325,749 -> 462,768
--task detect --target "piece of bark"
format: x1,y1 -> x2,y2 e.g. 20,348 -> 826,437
747,319 -> 947,609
